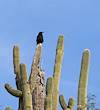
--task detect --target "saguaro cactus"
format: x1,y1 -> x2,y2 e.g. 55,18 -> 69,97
52,36 -> 64,110
5,43 -> 45,110
59,49 -> 90,110
5,46 -> 23,110
5,51 -> 33,110
4,35 -> 91,110
77,49 -> 90,110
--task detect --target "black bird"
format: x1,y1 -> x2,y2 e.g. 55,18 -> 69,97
36,32 -> 44,44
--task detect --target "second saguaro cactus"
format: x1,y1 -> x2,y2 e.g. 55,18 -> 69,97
59,49 -> 90,110
77,49 -> 90,110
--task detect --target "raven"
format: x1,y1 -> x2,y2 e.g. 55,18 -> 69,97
36,32 -> 44,44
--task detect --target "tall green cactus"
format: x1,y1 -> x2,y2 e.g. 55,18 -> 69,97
52,35 -> 64,110
44,36 -> 64,110
77,49 -> 90,110
59,49 -> 90,110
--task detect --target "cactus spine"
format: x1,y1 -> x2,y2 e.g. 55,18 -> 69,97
77,49 -> 90,110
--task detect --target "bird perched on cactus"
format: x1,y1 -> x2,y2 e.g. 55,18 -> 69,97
36,32 -> 44,45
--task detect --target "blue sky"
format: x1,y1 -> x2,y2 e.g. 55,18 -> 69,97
0,0 -> 100,109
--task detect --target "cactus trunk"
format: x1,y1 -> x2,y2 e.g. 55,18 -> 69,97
29,44 -> 45,110
77,49 -> 90,110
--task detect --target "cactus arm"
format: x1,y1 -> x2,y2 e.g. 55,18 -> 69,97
13,46 -> 21,89
67,97 -> 75,110
13,46 -> 20,75
59,95 -> 67,110
5,83 -> 22,97
59,95 -> 74,110
5,107 -> 13,110
20,64 -> 32,110
13,46 -> 23,110
52,36 -> 64,110
45,77 -> 53,110
77,49 -> 90,110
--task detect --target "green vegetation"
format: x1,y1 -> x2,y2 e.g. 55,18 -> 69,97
4,36 -> 91,110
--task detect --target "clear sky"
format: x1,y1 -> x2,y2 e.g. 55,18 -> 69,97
0,0 -> 100,110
